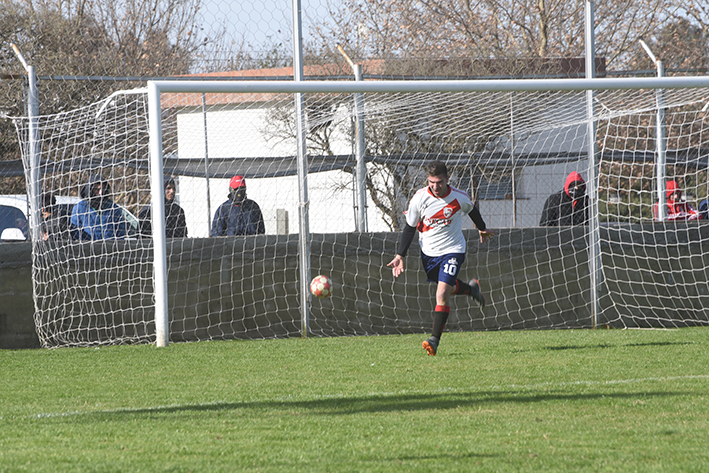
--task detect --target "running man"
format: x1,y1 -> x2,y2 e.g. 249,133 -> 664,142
387,161 -> 494,356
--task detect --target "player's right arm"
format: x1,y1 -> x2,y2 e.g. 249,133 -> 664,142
388,192 -> 423,277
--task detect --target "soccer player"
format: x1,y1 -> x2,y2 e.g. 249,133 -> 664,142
387,161 -> 494,356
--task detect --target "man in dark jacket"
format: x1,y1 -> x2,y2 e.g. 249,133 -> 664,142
211,175 -> 265,236
139,176 -> 188,238
539,171 -> 589,226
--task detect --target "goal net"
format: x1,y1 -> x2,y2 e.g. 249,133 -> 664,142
12,78 -> 709,348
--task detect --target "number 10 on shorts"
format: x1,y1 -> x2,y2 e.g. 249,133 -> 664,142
443,257 -> 459,276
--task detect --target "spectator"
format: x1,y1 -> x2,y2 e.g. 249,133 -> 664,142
539,172 -> 589,226
699,197 -> 709,220
41,192 -> 69,241
211,175 -> 265,236
387,161 -> 493,356
652,180 -> 700,221
70,174 -> 127,240
139,176 -> 188,238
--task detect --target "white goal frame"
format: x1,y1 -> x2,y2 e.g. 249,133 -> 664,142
147,76 -> 709,346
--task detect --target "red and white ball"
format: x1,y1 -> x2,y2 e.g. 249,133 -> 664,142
310,275 -> 333,298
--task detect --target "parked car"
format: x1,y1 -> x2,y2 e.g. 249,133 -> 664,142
0,195 -> 140,242
0,195 -> 30,241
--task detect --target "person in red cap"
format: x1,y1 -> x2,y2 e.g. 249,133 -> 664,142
211,175 -> 265,236
652,180 -> 700,221
539,171 -> 589,226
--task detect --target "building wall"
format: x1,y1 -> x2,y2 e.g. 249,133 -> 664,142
175,105 -> 391,235
172,94 -> 591,235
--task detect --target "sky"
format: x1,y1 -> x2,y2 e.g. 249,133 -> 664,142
199,0 -> 337,58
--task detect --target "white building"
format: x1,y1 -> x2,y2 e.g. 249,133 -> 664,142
166,62 -> 594,236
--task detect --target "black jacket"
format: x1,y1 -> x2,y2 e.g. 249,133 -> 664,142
539,172 -> 589,226
139,200 -> 188,238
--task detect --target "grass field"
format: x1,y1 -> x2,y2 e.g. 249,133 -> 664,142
2,327 -> 709,472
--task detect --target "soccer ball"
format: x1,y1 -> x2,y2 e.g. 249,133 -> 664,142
310,275 -> 333,298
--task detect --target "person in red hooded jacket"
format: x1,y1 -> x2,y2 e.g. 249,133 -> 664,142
539,172 -> 589,226
652,180 -> 700,221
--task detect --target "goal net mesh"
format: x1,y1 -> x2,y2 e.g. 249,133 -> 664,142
12,83 -> 709,347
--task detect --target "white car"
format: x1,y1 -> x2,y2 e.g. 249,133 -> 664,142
0,195 -> 140,242
0,195 -> 30,241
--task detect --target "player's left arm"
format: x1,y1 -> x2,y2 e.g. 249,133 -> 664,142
468,206 -> 494,243
387,224 -> 417,277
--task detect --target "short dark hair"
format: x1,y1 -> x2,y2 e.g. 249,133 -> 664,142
425,160 -> 448,178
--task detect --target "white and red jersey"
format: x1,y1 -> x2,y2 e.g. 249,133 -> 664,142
404,185 -> 474,257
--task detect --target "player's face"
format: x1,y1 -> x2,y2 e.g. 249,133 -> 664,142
427,174 -> 449,198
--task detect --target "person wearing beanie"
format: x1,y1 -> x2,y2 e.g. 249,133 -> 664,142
211,175 -> 265,236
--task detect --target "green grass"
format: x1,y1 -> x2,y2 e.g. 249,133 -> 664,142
2,328 -> 709,472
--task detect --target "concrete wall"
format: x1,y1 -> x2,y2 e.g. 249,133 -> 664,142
3,223 -> 708,349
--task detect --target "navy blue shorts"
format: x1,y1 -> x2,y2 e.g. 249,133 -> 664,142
421,252 -> 466,286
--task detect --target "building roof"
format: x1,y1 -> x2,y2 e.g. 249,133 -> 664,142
161,57 -> 605,108
161,61 -> 386,108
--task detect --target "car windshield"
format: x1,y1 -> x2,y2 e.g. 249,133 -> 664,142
0,205 -> 29,239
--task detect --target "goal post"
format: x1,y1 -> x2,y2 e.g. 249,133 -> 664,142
148,82 -> 169,347
147,75 -> 709,344
14,74 -> 709,348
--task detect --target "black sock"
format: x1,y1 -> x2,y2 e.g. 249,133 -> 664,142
455,279 -> 471,296
432,305 -> 450,339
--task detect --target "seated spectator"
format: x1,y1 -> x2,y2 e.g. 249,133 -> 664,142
70,174 -> 127,240
652,180 -> 701,221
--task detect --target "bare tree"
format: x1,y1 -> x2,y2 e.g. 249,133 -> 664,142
314,0 -> 700,71
0,0 -> 216,193
303,0 -> 709,230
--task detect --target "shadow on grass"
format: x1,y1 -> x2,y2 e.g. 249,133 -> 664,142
548,341 -> 692,351
62,388 -> 693,420
520,341 -> 694,352
386,451 -> 500,461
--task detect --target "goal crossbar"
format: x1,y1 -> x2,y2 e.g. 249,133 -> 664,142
149,76 -> 709,95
